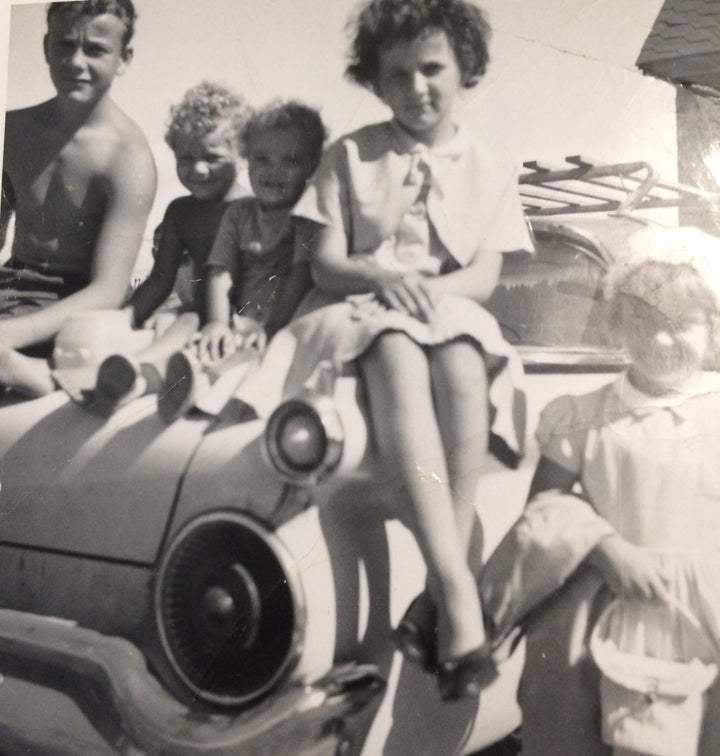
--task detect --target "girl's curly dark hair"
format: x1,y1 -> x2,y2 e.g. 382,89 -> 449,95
346,0 -> 491,90
47,0 -> 137,48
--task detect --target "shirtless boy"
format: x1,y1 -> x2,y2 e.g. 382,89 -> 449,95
0,0 -> 156,396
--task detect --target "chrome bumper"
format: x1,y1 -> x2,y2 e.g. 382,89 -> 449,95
0,608 -> 384,755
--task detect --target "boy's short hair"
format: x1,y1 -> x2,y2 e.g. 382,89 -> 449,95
164,81 -> 251,153
47,0 -> 137,48
346,0 -> 491,90
243,101 -> 327,166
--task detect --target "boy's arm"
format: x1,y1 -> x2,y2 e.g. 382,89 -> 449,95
264,261 -> 312,339
129,213 -> 184,327
200,266 -> 235,362
264,222 -> 315,338
0,140 -> 157,349
1,172 -> 15,252
205,265 -> 233,325
263,220 -> 317,336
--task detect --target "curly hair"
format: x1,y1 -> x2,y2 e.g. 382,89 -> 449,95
243,101 -> 327,166
47,0 -> 137,47
346,0 -> 491,90
164,81 -> 251,153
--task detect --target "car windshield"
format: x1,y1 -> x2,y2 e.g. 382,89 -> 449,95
485,229 -> 623,366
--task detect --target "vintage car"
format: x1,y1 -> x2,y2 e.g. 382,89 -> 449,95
0,159 -> 713,755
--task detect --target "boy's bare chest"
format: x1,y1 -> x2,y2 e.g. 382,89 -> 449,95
27,143 -> 110,214
8,124 -> 115,221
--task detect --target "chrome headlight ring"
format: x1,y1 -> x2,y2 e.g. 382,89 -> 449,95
264,395 -> 344,485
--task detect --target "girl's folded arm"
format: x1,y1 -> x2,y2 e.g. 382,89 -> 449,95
309,223 -> 391,296
527,455 -> 578,499
527,456 -> 668,601
586,535 -> 671,603
425,249 -> 502,304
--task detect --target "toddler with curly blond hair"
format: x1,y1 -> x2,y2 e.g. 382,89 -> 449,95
91,81 -> 251,412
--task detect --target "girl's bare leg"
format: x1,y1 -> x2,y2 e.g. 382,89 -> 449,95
360,332 -> 485,660
397,341 -> 488,663
429,340 -> 489,578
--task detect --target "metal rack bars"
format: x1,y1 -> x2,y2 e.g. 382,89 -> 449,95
519,156 -> 717,216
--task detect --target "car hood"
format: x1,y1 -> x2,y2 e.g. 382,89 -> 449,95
0,392 -> 215,564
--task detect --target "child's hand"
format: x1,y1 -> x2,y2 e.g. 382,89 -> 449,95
373,270 -> 435,322
199,322 -> 236,363
231,315 -> 267,353
589,535 -> 671,603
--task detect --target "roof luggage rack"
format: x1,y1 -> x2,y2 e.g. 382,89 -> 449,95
519,155 -> 718,216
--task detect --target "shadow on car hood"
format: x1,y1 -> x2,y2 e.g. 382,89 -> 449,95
0,391 -> 215,564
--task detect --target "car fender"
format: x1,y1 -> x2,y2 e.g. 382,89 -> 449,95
0,391 -> 214,563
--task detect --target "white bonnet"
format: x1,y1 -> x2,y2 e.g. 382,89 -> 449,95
604,225 -> 720,309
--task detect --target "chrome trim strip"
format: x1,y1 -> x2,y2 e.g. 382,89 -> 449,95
0,608 -> 383,755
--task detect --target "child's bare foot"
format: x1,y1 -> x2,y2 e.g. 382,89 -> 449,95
0,345 -> 55,397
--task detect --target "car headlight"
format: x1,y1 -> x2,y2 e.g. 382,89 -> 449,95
155,512 -> 305,708
264,396 -> 344,484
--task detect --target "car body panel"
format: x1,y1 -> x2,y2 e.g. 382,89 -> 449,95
166,417 -> 286,535
0,394 -> 211,563
0,545 -> 152,641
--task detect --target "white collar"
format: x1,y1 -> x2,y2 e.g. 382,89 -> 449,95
389,119 -> 468,160
612,370 -> 720,413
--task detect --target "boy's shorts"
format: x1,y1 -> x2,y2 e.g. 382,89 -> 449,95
1,260 -> 88,358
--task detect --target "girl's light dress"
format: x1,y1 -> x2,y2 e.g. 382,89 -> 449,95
519,372 -> 720,755
237,120 -> 533,465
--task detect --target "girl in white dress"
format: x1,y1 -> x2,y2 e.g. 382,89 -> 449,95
274,0 -> 532,700
481,247 -> 720,754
